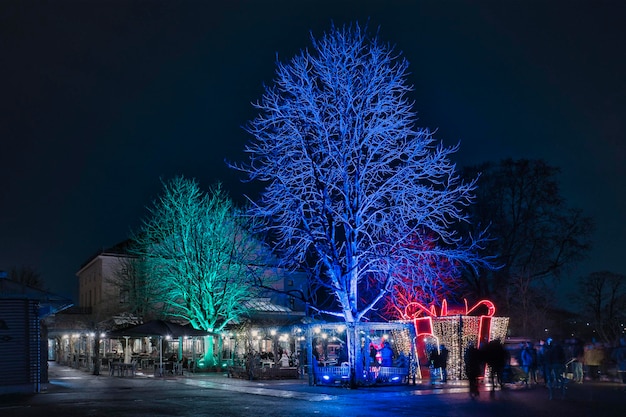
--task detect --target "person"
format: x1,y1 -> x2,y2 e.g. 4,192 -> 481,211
279,352 -> 290,367
181,355 -> 189,371
464,341 -> 482,398
611,338 -> 626,390
369,343 -> 380,367
527,342 -> 538,384
482,339 -> 507,392
584,341 -> 604,381
520,342 -> 533,387
572,339 -> 585,383
380,341 -> 394,367
245,350 -> 256,381
536,339 -> 548,385
438,344 -> 449,383
544,338 -> 566,400
337,345 -> 348,364
427,346 -> 440,384
312,341 -> 321,362
394,351 -> 408,368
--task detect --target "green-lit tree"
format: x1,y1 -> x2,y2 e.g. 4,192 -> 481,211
131,177 -> 269,365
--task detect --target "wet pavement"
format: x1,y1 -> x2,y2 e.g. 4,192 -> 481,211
1,362 -> 624,416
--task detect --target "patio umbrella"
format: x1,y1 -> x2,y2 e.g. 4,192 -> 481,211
108,319 -> 211,338
108,320 -> 211,374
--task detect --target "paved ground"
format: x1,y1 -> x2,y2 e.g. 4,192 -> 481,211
1,362 -> 624,416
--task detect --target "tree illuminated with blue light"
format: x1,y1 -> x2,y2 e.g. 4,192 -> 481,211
234,24 -> 490,383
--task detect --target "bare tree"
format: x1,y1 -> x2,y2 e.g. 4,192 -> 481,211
107,255 -> 165,321
8,266 -> 45,290
232,23 -> 490,384
461,159 -> 594,337
131,177 -> 269,340
377,232 -> 468,321
575,271 -> 626,344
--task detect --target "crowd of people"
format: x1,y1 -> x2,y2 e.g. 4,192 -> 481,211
463,339 -> 508,397
247,348 -> 299,368
461,336 -> 626,399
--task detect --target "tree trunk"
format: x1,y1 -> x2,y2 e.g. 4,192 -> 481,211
347,323 -> 363,388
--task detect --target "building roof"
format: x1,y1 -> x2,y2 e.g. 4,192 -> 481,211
78,239 -> 134,271
0,277 -> 73,317
243,298 -> 293,313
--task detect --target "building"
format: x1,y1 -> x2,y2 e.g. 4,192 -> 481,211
76,240 -> 133,318
0,273 -> 72,394
53,241 -> 310,372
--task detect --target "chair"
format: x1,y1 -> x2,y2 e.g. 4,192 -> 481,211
141,358 -> 155,370
101,357 -> 110,371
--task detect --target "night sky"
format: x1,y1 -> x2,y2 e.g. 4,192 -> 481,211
1,1 -> 624,305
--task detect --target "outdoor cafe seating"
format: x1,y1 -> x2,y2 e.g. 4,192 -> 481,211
154,360 -> 183,376
110,360 -> 137,377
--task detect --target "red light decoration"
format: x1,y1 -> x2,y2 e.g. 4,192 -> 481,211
406,298 -> 504,380
406,298 -> 495,347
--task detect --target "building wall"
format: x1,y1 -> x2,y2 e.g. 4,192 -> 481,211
76,249 -> 309,322
76,253 -> 126,317
252,265 -> 309,312
0,299 -> 42,394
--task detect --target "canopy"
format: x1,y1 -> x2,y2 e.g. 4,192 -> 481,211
108,319 -> 211,338
108,320 -> 212,374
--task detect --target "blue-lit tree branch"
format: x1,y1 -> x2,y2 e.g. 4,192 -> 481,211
232,23 -> 491,324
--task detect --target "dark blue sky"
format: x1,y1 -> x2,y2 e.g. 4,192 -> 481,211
1,1 -> 624,304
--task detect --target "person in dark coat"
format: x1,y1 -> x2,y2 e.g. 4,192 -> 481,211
482,339 -> 507,392
380,342 -> 394,367
428,346 -> 440,384
611,338 -> 626,389
464,341 -> 482,398
536,339 -> 548,384
544,338 -> 566,400
438,344 -> 449,383
520,342 -> 533,387
369,344 -> 379,365
527,342 -> 539,384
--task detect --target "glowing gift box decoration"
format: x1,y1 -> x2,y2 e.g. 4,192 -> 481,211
405,299 -> 508,380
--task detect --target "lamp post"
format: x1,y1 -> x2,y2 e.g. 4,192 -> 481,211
92,322 -> 101,376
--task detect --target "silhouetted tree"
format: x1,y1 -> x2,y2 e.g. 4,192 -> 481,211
575,271 -> 626,344
9,266 -> 45,289
462,159 -> 593,337
108,255 -> 164,321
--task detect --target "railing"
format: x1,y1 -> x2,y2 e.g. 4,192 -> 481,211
314,364 -> 410,385
227,365 -> 300,380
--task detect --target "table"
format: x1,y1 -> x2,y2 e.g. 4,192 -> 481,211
154,361 -> 183,376
140,358 -> 155,370
110,362 -> 136,377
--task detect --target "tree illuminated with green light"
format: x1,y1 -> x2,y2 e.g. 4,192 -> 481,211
132,177 -> 267,335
